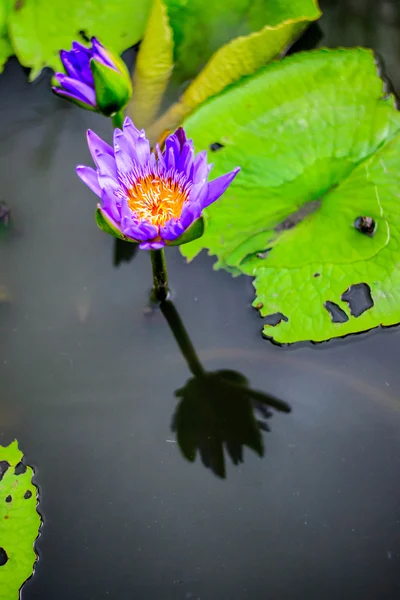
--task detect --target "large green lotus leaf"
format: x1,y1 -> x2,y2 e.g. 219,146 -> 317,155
182,48 -> 400,344
0,440 -> 40,598
8,0 -> 152,79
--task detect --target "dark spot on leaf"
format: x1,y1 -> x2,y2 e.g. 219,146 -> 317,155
14,462 -> 26,475
354,216 -> 376,236
78,30 -> 90,42
209,142 -> 224,152
264,313 -> 288,326
341,283 -> 374,317
324,301 -> 349,323
5,495 -> 11,503
313,272 -> 320,278
257,247 -> 272,259
0,548 -> 8,566
254,302 -> 264,310
0,461 -> 9,482
24,490 -> 32,500
14,0 -> 24,10
275,200 -> 321,232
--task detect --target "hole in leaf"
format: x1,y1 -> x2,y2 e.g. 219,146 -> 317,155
14,462 -> 26,475
264,313 -> 288,327
275,199 -> 321,232
354,216 -> 376,236
0,461 -> 9,482
0,548 -> 8,566
324,301 -> 349,323
209,142 -> 224,152
24,490 -> 32,500
5,495 -> 11,503
341,283 -> 374,317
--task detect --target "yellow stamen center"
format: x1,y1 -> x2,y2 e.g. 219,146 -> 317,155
127,174 -> 188,228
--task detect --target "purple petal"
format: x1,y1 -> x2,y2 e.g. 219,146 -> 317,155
121,218 -> 158,241
91,37 -> 116,69
176,140 -> 194,174
52,87 -> 93,108
87,130 -> 114,164
94,151 -> 118,179
120,119 -> 151,166
160,220 -> 186,241
113,129 -> 135,176
72,41 -> 92,56
164,133 -> 181,169
192,151 -> 209,184
203,167 -> 240,208
139,240 -> 166,250
60,50 -> 80,79
76,165 -> 101,197
101,188 -> 121,222
179,203 -> 200,230
175,127 -> 187,151
55,74 -> 96,106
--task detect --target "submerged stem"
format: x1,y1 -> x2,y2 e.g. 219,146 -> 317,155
160,300 -> 205,378
111,110 -> 125,129
150,249 -> 169,301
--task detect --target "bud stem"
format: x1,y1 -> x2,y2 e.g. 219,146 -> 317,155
111,110 -> 125,129
150,248 -> 169,301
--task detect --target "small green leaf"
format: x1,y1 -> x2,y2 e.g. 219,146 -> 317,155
91,57 -> 132,116
166,217 -> 204,246
182,48 -> 400,344
0,440 -> 40,599
8,0 -> 152,79
128,0 -> 174,129
95,207 -> 131,241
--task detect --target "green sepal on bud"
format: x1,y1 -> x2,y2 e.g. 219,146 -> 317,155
91,54 -> 132,117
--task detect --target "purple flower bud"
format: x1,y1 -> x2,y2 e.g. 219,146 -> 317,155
53,38 -> 132,115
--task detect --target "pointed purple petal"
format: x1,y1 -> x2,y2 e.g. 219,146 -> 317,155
87,130 -> 114,164
60,50 -> 80,79
203,167 -> 240,208
55,74 -> 96,106
72,41 -> 92,55
76,165 -> 101,197
52,87 -> 93,108
91,37 -> 116,69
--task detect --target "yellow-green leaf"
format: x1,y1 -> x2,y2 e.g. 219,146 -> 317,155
148,0 -> 321,142
128,0 -> 174,129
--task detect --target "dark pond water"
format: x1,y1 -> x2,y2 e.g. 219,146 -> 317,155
1,2 -> 400,599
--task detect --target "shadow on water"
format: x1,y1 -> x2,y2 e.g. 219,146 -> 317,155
160,300 -> 291,479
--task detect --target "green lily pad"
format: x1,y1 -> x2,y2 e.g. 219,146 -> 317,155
182,48 -> 400,344
8,0 -> 152,79
0,440 -> 40,599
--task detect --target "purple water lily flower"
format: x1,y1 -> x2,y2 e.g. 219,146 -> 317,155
53,37 -> 132,115
76,117 -> 240,250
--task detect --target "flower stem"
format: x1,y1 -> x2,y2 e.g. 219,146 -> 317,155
150,249 -> 169,302
160,300 -> 205,378
111,109 -> 125,129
